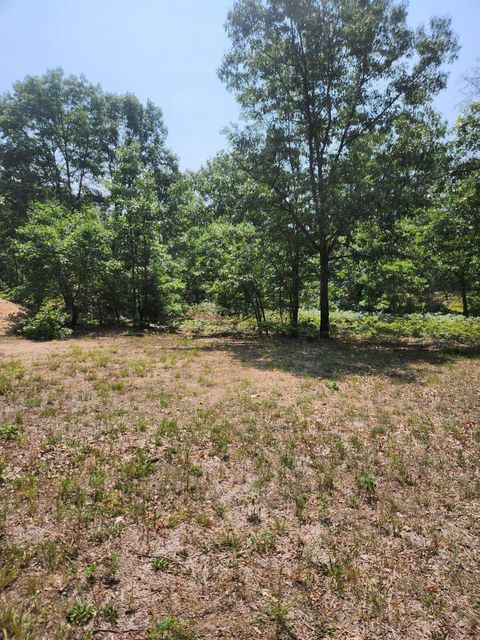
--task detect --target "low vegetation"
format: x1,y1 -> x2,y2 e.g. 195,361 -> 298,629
1,313 -> 479,638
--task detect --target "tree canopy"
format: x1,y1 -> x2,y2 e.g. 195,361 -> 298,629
0,3 -> 479,337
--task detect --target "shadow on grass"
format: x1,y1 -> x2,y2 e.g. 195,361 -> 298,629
181,334 -> 480,382
37,323 -> 480,383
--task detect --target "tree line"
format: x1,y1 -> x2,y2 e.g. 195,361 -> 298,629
0,0 -> 479,337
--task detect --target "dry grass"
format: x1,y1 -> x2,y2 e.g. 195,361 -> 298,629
1,330 -> 479,639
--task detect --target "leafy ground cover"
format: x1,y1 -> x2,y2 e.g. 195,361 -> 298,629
1,311 -> 479,639
185,304 -> 480,347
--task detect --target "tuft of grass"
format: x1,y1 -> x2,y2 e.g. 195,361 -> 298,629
100,602 -> 119,622
147,616 -> 197,639
355,471 -> 377,501
120,448 -> 156,480
0,601 -> 34,640
153,418 -> 179,444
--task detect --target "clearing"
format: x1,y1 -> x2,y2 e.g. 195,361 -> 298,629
1,317 -> 479,639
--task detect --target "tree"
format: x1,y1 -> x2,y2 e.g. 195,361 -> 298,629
186,219 -> 270,327
109,142 -> 183,323
0,69 -> 177,216
220,0 -> 458,335
0,69 -> 178,292
181,153 -> 316,332
420,101 -> 480,316
14,203 -> 113,324
0,69 -> 106,214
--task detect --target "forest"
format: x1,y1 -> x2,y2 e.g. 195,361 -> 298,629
0,0 -> 478,340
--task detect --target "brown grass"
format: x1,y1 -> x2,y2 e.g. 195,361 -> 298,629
0,331 -> 479,639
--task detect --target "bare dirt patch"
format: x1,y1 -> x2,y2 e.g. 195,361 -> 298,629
1,332 -> 479,639
0,299 -> 29,337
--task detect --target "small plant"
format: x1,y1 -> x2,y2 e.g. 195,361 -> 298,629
152,556 -> 171,571
210,422 -> 231,460
0,423 -> 23,440
66,599 -> 95,625
247,530 -> 277,554
19,304 -> 72,341
318,555 -> 357,594
85,563 -> 97,580
0,602 -> 34,640
356,471 -> 377,501
100,602 -> 119,622
269,570 -> 293,639
147,616 -> 197,639
104,554 -> 120,584
325,381 -> 339,391
37,539 -> 60,572
59,477 -> 86,509
121,448 -> 156,480
153,418 -> 179,444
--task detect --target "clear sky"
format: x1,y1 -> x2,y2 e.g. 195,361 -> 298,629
0,0 -> 478,170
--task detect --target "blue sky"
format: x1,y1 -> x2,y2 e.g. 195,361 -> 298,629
0,0 -> 478,170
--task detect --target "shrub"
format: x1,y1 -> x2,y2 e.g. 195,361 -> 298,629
18,305 -> 72,341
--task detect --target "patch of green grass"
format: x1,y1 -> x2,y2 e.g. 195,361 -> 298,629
153,417 -> 179,443
120,448 -> 156,480
147,616 -> 197,639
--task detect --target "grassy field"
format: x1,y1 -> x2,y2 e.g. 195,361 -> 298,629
1,315 -> 480,639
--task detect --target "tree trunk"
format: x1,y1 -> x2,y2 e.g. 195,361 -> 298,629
63,292 -> 79,326
319,245 -> 329,337
460,273 -> 469,317
71,304 -> 79,326
290,250 -> 300,337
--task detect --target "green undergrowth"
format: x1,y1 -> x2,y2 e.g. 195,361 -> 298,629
183,305 -> 480,346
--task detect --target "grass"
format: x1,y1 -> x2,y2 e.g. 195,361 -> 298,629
0,318 -> 479,638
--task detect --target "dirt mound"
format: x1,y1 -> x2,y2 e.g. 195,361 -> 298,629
0,298 -> 29,336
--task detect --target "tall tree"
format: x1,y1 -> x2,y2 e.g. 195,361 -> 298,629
109,142 -> 182,323
0,69 -> 178,296
421,101 -> 480,316
220,0 -> 458,335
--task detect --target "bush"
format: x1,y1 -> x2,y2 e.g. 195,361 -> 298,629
18,305 -> 72,341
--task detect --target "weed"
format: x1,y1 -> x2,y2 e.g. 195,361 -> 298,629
147,616 -> 197,639
0,602 -> 34,640
59,477 -> 86,509
325,381 -> 339,391
121,448 -> 156,480
0,423 -> 23,440
85,563 -> 97,580
355,471 -> 377,503
247,530 -> 277,553
153,417 -> 179,444
318,554 -> 358,594
210,422 -> 231,459
152,556 -> 171,571
66,599 -> 95,625
100,602 -> 119,622
37,539 -> 60,572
